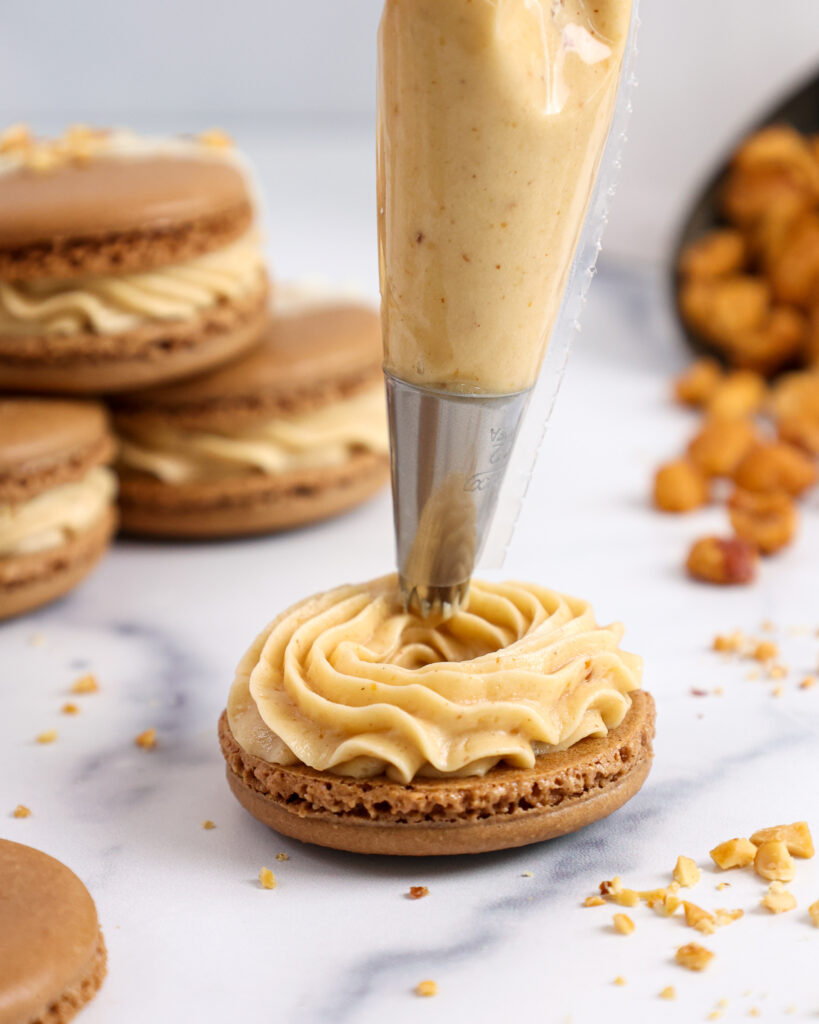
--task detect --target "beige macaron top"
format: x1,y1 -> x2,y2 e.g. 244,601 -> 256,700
114,304 -> 383,431
0,840 -> 101,1024
0,398 -> 114,503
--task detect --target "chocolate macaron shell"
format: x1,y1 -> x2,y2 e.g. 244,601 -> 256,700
0,840 -> 106,1024
113,304 -> 384,432
0,399 -> 114,503
0,156 -> 253,280
219,690 -> 656,856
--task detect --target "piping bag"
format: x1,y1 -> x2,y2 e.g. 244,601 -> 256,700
377,0 -> 639,616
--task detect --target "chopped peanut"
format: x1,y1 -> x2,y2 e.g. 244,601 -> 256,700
71,673 -> 99,694
761,881 -> 797,913
809,899 -> 819,927
612,889 -> 640,908
613,913 -> 635,935
654,459 -> 710,512
683,901 -> 716,935
713,631 -> 745,652
275,852 -> 289,862
408,886 -> 429,900
659,986 -> 676,1000
799,677 -> 816,690
135,728 -> 157,750
754,840 -> 795,881
675,943 -> 714,971
416,981 -> 438,998
202,820 -> 216,830
728,487 -> 798,554
750,821 -> 814,858
673,855 -> 701,888
258,867 -> 276,890
714,908 -> 743,926
674,358 -> 724,406
687,536 -> 758,585
688,417 -> 757,477
12,805 -> 31,818
753,641 -> 779,662
599,876 -> 623,896
35,730 -> 57,745
583,895 -> 606,907
711,837 -> 757,869
61,703 -> 80,715
613,976 -> 627,987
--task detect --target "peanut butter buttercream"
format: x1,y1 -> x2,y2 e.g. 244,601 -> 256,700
227,576 -> 642,784
0,465 -> 116,556
117,386 -> 388,483
0,232 -> 264,336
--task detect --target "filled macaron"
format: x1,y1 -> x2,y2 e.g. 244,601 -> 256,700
0,125 -> 269,393
112,298 -> 390,537
0,397 -> 117,620
0,839 -> 106,1023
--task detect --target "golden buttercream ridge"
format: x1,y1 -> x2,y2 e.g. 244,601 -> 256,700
227,575 -> 643,785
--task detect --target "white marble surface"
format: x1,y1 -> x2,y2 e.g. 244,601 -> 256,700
2,134 -> 819,1024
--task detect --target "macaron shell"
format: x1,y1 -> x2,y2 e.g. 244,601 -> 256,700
0,156 -> 253,278
113,304 -> 383,430
0,399 -> 109,477
0,840 -> 106,1024
219,690 -> 655,856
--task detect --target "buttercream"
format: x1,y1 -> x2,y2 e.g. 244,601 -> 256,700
0,232 -> 265,336
0,466 -> 116,556
227,575 -> 642,784
117,386 -> 388,484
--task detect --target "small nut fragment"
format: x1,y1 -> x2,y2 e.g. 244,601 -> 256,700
12,805 -> 31,818
613,976 -> 627,987
612,888 -> 640,908
599,876 -> 623,896
714,908 -> 743,926
713,631 -> 745,652
198,128 -> 233,149
612,913 -> 635,935
61,703 -> 80,715
71,673 -> 99,694
407,886 -> 429,900
799,677 -> 816,690
687,536 -> 758,585
710,837 -> 757,869
675,943 -> 714,971
761,881 -> 797,913
752,641 -> 779,662
659,986 -> 676,1000
583,895 -> 606,907
683,901 -> 716,935
728,487 -> 797,554
750,821 -> 814,858
135,728 -> 157,750
35,730 -> 57,745
809,899 -> 819,926
202,820 -> 216,830
654,459 -> 710,512
674,359 -> 724,406
673,855 -> 701,888
275,852 -> 289,862
707,370 -> 767,419
733,440 -> 818,496
258,867 -> 276,890
415,980 -> 438,998
688,417 -> 758,477
754,839 -> 795,881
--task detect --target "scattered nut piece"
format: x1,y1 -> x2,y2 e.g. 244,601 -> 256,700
415,981 -> 438,998
716,882 -> 731,891
687,535 -> 758,585
35,730 -> 57,745
583,896 -> 606,907
752,641 -> 779,662
707,1012 -> 722,1022
673,855 -> 701,887
675,943 -> 714,971
710,837 -> 757,869
674,358 -> 724,405
275,852 -> 289,862
714,908 -> 743,926
799,677 -> 816,690
61,703 -> 80,715
750,821 -> 814,858
754,840 -> 795,881
761,881 -> 796,913
599,876 -> 623,896
659,986 -> 676,1000
71,674 -> 99,694
258,867 -> 276,890
613,976 -> 627,987
202,820 -> 216,830
683,901 -> 716,935
135,728 -> 157,750
613,913 -> 635,935
407,886 -> 429,900
808,899 -> 819,927
714,631 -> 745,652
12,805 -> 31,818
612,888 -> 640,908
769,664 -> 788,680
771,686 -> 785,698
654,459 -> 710,512
748,1009 -> 761,1019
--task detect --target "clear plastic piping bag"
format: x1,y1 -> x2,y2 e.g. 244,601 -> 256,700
479,1 -> 641,569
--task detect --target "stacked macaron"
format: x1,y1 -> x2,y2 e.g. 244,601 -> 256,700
0,125 -> 388,618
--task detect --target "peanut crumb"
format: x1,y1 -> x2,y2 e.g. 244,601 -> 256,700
752,641 -> 778,663
807,899 -> 819,926
751,821 -> 814,858
708,1012 -> 722,1022
583,896 -> 606,907
754,840 -> 795,881
612,888 -> 640,907
761,881 -> 796,913
135,728 -> 157,750
599,876 -> 623,896
61,703 -> 80,715
717,999 -> 728,1009
711,837 -> 757,869
415,980 -> 438,998
675,943 -> 714,971
713,631 -> 744,652
202,820 -> 216,830
35,730 -> 57,745
12,805 -> 31,818
717,882 -> 731,891
771,686 -> 784,698
799,677 -> 816,690
275,852 -> 289,862
769,664 -> 788,680
659,986 -> 676,1000
71,674 -> 99,694
613,976 -> 627,987
258,867 -> 276,890
749,1010 -> 761,1019
408,886 -> 429,900
613,913 -> 635,935
714,908 -> 743,926
683,901 -> 716,935
673,855 -> 701,887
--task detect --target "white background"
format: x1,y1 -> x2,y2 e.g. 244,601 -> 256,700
2,0 -> 819,261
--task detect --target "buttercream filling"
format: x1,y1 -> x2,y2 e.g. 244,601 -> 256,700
227,575 -> 643,784
117,386 -> 389,484
0,465 -> 116,557
0,231 -> 265,337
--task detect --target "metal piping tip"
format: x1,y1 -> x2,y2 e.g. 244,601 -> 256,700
385,373 -> 531,619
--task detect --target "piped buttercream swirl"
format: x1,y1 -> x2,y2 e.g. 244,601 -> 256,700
227,575 -> 643,784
